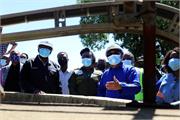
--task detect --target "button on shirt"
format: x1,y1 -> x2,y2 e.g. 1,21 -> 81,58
59,70 -> 72,94
156,73 -> 179,104
98,63 -> 141,100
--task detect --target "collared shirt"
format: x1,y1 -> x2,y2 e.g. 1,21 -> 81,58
38,55 -> 48,66
0,43 -> 8,56
98,63 -> 141,100
156,73 -> 179,104
59,70 -> 72,94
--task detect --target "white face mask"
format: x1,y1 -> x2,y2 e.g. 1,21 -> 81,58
0,59 -> 7,67
168,58 -> 180,71
82,58 -> 92,67
20,58 -> 27,64
122,60 -> 132,66
107,55 -> 121,65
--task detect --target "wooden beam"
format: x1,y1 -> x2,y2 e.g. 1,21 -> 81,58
1,23 -> 142,43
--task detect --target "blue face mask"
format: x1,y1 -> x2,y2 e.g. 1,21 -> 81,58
10,54 -> 20,62
82,58 -> 92,67
20,58 -> 27,64
108,55 -> 121,65
39,48 -> 51,58
122,60 -> 133,66
168,58 -> 180,71
0,59 -> 7,67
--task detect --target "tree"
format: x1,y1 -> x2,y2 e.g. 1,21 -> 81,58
78,0 -> 179,60
79,16 -> 109,50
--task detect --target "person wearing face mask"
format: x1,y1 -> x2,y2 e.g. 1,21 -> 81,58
96,59 -> 107,72
4,51 -> 22,92
0,54 -> 10,88
97,44 -> 141,100
122,51 -> 135,66
57,52 -> 72,94
156,47 -> 180,104
21,41 -> 61,94
122,51 -> 144,101
20,53 -> 28,64
0,54 -> 10,68
68,48 -> 102,96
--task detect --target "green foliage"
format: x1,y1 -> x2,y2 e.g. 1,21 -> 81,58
160,0 -> 179,8
114,33 -> 144,59
78,0 -> 179,59
155,16 -> 175,56
80,15 -> 109,51
80,33 -> 108,50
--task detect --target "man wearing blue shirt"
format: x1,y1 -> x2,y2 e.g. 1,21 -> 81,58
98,44 -> 141,100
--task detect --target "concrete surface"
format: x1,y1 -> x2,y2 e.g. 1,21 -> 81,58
0,92 -> 180,120
0,103 -> 180,120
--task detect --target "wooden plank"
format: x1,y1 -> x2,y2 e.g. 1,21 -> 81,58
156,29 -> 179,45
1,23 -> 142,43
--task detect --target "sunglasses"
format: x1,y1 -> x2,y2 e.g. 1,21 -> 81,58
107,50 -> 121,57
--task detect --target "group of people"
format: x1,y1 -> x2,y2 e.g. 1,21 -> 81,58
0,41 -> 179,105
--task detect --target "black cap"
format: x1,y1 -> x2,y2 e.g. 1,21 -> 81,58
80,48 -> 90,56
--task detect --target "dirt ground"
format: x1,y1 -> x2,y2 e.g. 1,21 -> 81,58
0,103 -> 180,120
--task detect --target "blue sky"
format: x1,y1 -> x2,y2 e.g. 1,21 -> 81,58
0,0 -> 116,70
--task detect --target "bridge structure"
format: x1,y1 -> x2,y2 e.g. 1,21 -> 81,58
0,1 -> 179,104
0,1 -> 179,44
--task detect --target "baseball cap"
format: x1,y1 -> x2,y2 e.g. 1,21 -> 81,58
38,41 -> 53,49
106,44 -> 123,56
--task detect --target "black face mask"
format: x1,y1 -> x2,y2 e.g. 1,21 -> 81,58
58,60 -> 67,66
58,59 -> 68,72
97,64 -> 105,71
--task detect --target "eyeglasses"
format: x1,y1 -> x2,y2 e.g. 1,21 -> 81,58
20,56 -> 26,59
107,50 -> 121,57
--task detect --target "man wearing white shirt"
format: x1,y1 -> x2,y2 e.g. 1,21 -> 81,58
57,52 -> 72,94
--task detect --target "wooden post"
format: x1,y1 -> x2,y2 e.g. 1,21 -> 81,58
54,11 -> 59,28
142,1 -> 156,104
0,26 -> 2,44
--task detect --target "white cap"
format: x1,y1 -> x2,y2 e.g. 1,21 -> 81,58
106,44 -> 123,56
38,41 -> 53,49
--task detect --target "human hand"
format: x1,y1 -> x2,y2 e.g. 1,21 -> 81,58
10,42 -> 17,46
34,90 -> 46,95
0,85 -> 5,98
105,76 -> 122,90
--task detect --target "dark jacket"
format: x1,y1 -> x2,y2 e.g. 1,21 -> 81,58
4,63 -> 23,92
68,67 -> 102,96
21,55 -> 61,94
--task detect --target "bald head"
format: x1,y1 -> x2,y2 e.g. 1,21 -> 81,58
57,52 -> 69,72
57,52 -> 68,59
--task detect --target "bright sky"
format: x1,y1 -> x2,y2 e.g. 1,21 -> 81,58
0,0 -> 117,70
